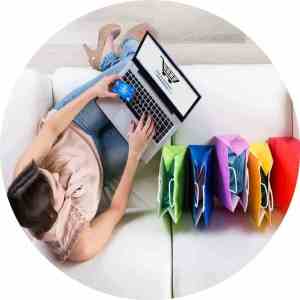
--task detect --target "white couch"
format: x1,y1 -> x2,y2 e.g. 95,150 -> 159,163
0,65 -> 297,300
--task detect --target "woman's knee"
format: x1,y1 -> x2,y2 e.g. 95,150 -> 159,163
100,129 -> 129,180
104,143 -> 128,179
119,39 -> 139,59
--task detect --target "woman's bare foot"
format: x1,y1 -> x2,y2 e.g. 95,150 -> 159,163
83,24 -> 121,70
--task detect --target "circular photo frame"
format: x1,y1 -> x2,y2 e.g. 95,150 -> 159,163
1,1 -> 299,300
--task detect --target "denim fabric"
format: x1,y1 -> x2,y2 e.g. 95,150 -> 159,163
228,149 -> 246,194
99,38 -> 139,71
53,38 -> 139,181
71,100 -> 129,181
100,52 -> 121,72
54,38 -> 139,111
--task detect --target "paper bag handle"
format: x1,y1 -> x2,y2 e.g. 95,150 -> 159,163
261,183 -> 269,209
229,166 -> 238,194
261,176 -> 274,211
194,182 -> 205,213
168,178 -> 175,208
194,182 -> 199,208
268,175 -> 274,211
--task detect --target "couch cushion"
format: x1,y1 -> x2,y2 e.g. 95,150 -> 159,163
175,64 -> 293,144
51,67 -> 100,102
34,211 -> 172,300
172,210 -> 281,297
1,69 -> 171,299
0,69 -> 53,187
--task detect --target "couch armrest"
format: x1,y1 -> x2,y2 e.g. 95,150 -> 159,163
0,69 -> 53,187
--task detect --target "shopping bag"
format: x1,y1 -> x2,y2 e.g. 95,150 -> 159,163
268,137 -> 300,214
214,135 -> 249,212
158,145 -> 187,224
187,145 -> 215,227
248,143 -> 274,227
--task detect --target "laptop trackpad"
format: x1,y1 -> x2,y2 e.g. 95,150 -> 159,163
97,99 -> 131,138
114,108 -> 133,137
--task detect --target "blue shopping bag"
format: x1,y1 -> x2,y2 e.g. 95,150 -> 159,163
187,145 -> 215,227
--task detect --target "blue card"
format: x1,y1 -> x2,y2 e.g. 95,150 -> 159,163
112,80 -> 135,103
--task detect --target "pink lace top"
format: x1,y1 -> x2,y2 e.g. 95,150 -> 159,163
38,111 -> 103,261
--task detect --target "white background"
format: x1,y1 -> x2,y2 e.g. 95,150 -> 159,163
0,0 -> 299,299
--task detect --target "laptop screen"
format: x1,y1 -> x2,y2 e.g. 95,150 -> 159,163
134,33 -> 201,120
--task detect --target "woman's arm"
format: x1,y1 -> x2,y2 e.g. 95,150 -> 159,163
14,75 -> 120,177
45,75 -> 119,136
69,114 -> 155,262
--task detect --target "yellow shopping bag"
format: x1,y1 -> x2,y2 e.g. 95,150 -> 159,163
248,143 -> 274,228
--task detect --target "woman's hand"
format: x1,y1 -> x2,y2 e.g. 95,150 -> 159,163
90,74 -> 121,99
128,113 -> 156,161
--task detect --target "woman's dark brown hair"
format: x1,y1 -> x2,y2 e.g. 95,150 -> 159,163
7,161 -> 58,238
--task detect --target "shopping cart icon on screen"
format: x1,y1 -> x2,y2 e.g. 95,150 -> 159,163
161,56 -> 180,84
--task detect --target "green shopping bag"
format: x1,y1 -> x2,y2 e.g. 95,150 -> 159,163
158,145 -> 187,223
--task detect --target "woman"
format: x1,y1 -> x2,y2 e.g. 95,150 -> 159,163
7,23 -> 156,262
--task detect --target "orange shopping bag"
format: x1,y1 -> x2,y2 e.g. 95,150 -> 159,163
248,143 -> 273,228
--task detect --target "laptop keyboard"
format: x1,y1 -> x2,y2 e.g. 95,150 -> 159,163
123,70 -> 174,143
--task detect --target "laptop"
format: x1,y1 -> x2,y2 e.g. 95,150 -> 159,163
97,32 -> 201,163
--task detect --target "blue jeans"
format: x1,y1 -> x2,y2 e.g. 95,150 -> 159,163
54,39 -> 139,182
